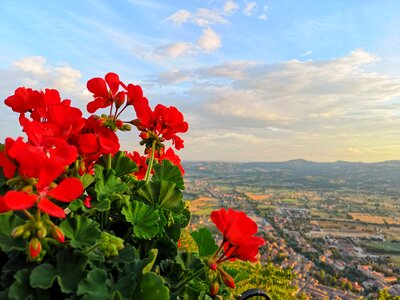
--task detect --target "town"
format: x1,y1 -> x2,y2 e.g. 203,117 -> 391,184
183,161 -> 400,299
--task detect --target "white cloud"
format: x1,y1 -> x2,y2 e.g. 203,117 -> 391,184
155,42 -> 194,58
301,50 -> 312,57
223,1 -> 239,16
243,2 -> 256,16
166,8 -> 228,27
258,5 -> 268,20
192,8 -> 229,27
166,9 -> 191,25
197,27 -> 222,52
7,56 -> 83,94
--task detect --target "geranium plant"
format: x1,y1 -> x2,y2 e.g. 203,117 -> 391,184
0,72 -> 265,299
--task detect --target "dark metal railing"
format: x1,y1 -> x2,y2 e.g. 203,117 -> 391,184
237,288 -> 272,300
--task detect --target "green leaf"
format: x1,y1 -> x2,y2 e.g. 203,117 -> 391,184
60,215 -> 101,249
30,263 -> 57,289
190,228 -> 218,257
112,151 -> 138,177
9,269 -> 49,300
55,249 -> 88,293
98,151 -> 138,177
0,213 -> 25,252
109,245 -> 139,265
133,272 -> 169,300
142,249 -> 158,273
110,261 -> 142,298
137,181 -> 184,213
122,201 -> 161,240
77,268 -> 110,300
160,259 -> 184,288
94,165 -> 128,200
153,160 -> 184,190
80,173 -> 94,189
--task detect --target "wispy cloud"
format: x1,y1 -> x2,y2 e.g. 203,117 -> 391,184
243,2 -> 257,16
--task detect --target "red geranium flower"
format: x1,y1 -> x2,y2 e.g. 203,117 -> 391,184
87,72 -> 125,113
126,151 -> 148,180
3,177 -> 83,218
210,208 -> 265,262
156,148 -> 184,175
133,97 -> 188,150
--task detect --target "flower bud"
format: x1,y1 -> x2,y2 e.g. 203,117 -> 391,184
116,119 -> 124,128
22,229 -> 31,239
37,227 -> 47,239
78,160 -> 86,176
29,238 -> 42,258
140,132 -> 150,140
208,270 -> 217,282
209,280 -> 219,297
208,260 -> 217,271
83,195 -> 92,208
11,225 -> 25,238
21,185 -> 33,193
51,226 -> 65,243
115,95 -> 125,109
220,269 -> 235,289
122,124 -> 132,131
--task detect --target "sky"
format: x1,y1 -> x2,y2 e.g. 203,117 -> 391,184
1,0 -> 400,162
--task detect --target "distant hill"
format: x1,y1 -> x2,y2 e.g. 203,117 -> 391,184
183,160 -> 400,194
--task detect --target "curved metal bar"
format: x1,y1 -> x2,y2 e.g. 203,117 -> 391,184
237,288 -> 272,300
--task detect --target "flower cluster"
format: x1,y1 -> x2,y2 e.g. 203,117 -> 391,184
0,72 -> 265,299
207,208 -> 266,296
0,72 -> 188,260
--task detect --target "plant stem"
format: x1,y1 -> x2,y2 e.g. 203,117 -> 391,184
107,154 -> 112,170
144,139 -> 157,183
171,266 -> 207,293
84,242 -> 102,254
23,209 -> 35,221
213,239 -> 226,259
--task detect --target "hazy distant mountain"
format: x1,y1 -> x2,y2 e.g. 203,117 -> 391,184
183,160 -> 400,194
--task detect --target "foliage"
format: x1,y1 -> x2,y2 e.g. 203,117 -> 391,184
0,73 -> 266,299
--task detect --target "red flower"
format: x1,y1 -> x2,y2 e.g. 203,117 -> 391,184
156,148 -> 184,175
210,208 -> 265,262
87,72 -> 125,113
0,138 -> 17,179
6,121 -> 78,188
126,151 -> 148,180
4,177 -> 83,218
133,97 -> 188,150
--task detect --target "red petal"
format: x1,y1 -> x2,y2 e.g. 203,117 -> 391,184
0,151 -> 17,179
87,78 -> 108,98
47,178 -> 83,202
38,198 -> 66,218
0,196 -> 10,213
78,134 -> 99,154
105,72 -> 120,95
210,208 -> 228,234
4,191 -> 37,210
87,97 -> 108,113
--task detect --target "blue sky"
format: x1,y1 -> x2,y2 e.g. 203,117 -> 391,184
1,0 -> 400,162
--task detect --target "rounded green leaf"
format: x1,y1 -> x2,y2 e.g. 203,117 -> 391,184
134,272 -> 169,300
122,201 -> 161,240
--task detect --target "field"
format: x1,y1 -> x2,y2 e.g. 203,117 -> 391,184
360,241 -> 400,255
349,213 -> 400,225
245,192 -> 273,201
189,196 -> 219,215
